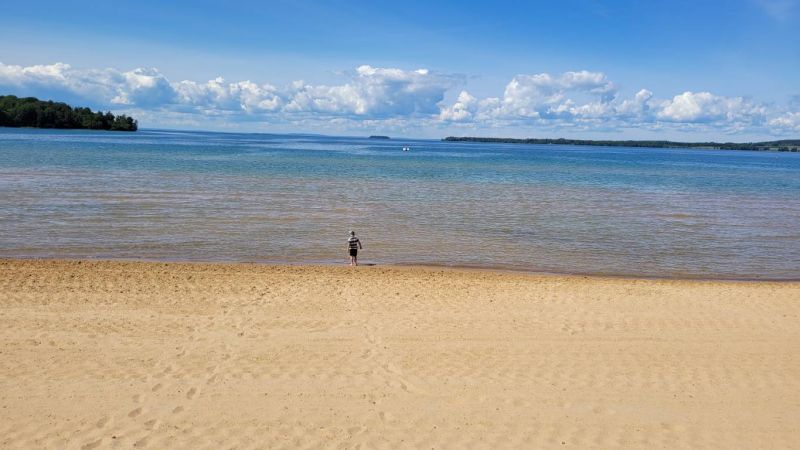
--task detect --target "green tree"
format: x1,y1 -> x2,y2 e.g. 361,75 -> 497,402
0,95 -> 138,131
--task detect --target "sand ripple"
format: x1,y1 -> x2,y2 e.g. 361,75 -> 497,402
1,259 -> 799,449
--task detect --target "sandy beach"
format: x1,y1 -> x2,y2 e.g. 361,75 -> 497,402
1,259 -> 798,449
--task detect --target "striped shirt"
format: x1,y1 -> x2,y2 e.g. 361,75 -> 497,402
348,237 -> 361,249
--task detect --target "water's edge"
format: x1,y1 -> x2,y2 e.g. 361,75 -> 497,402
4,256 -> 798,283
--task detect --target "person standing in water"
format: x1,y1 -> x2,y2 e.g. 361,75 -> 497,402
347,231 -> 363,266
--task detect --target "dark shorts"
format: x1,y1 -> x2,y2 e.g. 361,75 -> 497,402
349,248 -> 358,257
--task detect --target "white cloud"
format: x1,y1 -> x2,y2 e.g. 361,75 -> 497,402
656,91 -> 765,124
111,68 -> 175,106
283,65 -> 455,117
174,78 -> 283,112
0,62 -> 70,84
0,61 -> 794,137
0,62 -> 454,119
0,62 -> 109,103
493,70 -> 616,119
439,73 -> 769,133
769,111 -> 800,131
439,90 -> 477,121
437,70 -> 619,126
616,89 -> 653,118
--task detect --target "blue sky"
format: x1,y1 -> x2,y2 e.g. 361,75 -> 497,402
1,0 -> 799,139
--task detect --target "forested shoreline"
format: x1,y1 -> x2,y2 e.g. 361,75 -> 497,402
0,95 -> 137,131
443,136 -> 800,152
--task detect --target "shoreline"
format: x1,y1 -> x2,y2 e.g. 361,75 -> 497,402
3,256 -> 799,283
443,136 -> 800,152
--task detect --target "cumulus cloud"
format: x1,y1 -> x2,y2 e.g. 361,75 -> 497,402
657,91 -> 765,124
439,72 -> 768,133
769,112 -> 800,131
174,78 -> 283,112
283,65 -> 456,117
0,62 -> 454,120
493,70 -> 616,119
0,61 -> 794,136
439,90 -> 477,121
616,89 -> 654,118
111,68 -> 175,106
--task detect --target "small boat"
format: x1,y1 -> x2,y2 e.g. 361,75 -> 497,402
402,146 -> 410,152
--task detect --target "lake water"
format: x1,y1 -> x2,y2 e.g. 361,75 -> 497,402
1,128 -> 799,279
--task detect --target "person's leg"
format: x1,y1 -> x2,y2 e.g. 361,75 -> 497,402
354,255 -> 358,266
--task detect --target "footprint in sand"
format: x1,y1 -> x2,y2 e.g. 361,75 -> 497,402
186,387 -> 197,399
151,382 -> 162,392
347,426 -> 366,436
128,407 -> 143,418
81,439 -> 103,450
96,416 -> 110,428
206,373 -> 221,385
385,362 -> 401,374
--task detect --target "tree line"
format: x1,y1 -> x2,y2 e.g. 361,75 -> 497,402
0,95 -> 138,131
443,136 -> 800,152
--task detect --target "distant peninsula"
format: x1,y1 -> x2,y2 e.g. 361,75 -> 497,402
0,95 -> 138,131
443,136 -> 800,152
369,135 -> 390,139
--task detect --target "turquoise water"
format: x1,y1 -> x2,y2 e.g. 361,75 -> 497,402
1,128 -> 799,279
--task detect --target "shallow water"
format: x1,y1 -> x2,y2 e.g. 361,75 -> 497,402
1,128 -> 799,279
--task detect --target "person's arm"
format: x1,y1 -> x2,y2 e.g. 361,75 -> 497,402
359,239 -> 363,249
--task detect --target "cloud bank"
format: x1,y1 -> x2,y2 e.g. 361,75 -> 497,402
0,61 -> 796,137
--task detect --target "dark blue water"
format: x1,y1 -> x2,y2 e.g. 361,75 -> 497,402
1,128 -> 799,279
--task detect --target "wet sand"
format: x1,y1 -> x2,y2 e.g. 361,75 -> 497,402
1,259 -> 799,449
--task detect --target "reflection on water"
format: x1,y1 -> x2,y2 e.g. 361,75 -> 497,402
1,128 -> 799,279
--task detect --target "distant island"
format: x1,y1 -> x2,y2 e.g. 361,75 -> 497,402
0,95 -> 138,131
369,135 -> 390,139
443,136 -> 800,152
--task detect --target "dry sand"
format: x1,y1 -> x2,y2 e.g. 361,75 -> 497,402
0,259 -> 798,449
